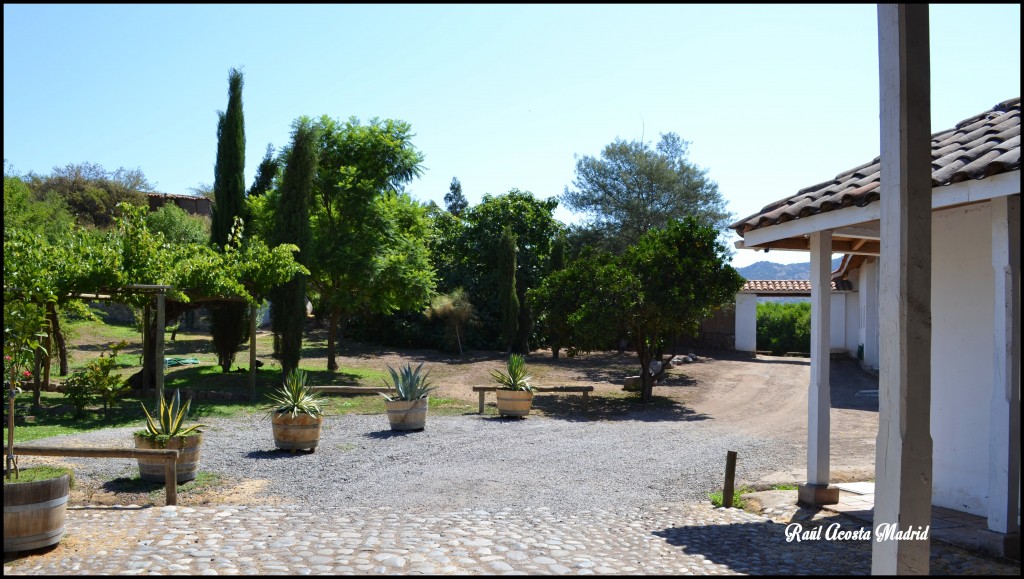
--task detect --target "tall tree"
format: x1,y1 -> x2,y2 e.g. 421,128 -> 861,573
247,143 -> 280,199
531,217 -> 744,402
497,227 -> 519,355
444,176 -> 468,216
562,132 -> 730,254
270,118 -> 319,377
461,189 -> 561,351
307,116 -> 431,371
209,67 -> 250,373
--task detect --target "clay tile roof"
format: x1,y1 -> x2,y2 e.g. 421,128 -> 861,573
731,97 -> 1021,236
740,280 -> 854,293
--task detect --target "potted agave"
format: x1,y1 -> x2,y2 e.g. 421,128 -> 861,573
134,389 -> 207,483
492,354 -> 536,418
267,369 -> 325,452
380,362 -> 436,431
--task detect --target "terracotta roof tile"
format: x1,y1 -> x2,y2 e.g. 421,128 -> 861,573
732,97 -> 1021,235
740,279 -> 854,293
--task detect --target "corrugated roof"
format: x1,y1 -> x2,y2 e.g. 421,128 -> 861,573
731,97 -> 1020,236
740,279 -> 854,294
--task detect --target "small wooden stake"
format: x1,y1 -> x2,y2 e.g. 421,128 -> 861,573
723,450 -> 738,508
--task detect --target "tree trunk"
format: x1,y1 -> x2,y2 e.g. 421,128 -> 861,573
327,308 -> 340,372
31,348 -> 42,410
636,338 -> 654,403
454,324 -> 463,356
551,345 -> 560,360
55,317 -> 68,377
43,303 -> 55,397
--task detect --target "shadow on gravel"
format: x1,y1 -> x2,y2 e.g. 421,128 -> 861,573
528,394 -> 712,424
245,449 -> 315,459
362,429 -> 424,439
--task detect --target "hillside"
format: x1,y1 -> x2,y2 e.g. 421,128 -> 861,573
737,257 -> 843,280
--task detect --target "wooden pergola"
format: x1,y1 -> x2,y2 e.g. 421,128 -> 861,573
57,284 -> 261,404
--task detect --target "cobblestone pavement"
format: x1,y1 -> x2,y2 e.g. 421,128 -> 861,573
4,502 -> 1019,575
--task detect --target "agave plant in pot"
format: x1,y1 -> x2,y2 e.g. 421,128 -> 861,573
267,369 -> 325,452
134,389 -> 207,483
380,362 -> 436,431
492,354 -> 536,418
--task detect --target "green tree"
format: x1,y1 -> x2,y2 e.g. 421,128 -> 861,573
307,116 -> 430,371
209,67 -> 250,373
22,162 -> 151,229
756,301 -> 811,355
562,133 -> 730,254
497,227 -> 519,354
534,217 -> 744,402
247,143 -> 280,199
145,203 -> 209,245
444,176 -> 468,216
461,189 -> 562,352
270,118 -> 319,376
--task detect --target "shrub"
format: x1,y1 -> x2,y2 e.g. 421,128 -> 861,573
756,301 -> 811,355
61,340 -> 130,419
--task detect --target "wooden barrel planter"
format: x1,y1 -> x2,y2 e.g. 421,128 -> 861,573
134,433 -> 202,483
3,473 -> 70,553
385,398 -> 428,431
495,390 -> 533,418
271,413 -> 323,451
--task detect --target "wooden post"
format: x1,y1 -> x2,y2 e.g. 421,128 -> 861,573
582,390 -> 589,413
478,390 -> 486,414
723,450 -> 738,508
873,4 -> 933,574
165,456 -> 177,506
987,195 -> 1021,542
142,303 -> 150,400
155,292 -> 165,405
249,302 -> 258,402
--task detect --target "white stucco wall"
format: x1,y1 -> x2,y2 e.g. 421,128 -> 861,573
734,293 -> 758,352
858,260 -> 880,370
829,292 -> 847,352
845,292 -> 860,357
929,203 -> 995,516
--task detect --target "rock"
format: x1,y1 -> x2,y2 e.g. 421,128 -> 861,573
623,376 -> 641,392
649,360 -> 662,375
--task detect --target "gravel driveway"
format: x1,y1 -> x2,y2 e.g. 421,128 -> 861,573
30,410 -> 804,513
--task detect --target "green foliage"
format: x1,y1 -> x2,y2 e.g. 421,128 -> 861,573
306,115 -> 431,369
3,175 -> 76,241
61,340 -> 130,419
563,132 -> 730,254
708,485 -> 754,509
444,176 -> 468,216
20,162 -> 151,229
490,354 -> 535,392
461,190 -> 563,351
497,228 -> 519,353
139,389 -> 206,439
380,362 -> 436,401
145,203 -> 209,245
266,369 -> 325,419
756,301 -> 811,355
210,67 -> 249,373
531,217 -> 744,401
270,117 -> 319,376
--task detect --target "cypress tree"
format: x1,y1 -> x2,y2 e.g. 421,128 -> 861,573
270,118 -> 318,377
209,67 -> 250,373
497,227 -> 519,354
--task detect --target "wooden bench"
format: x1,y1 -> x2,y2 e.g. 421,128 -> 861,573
471,386 -> 594,414
5,445 -> 181,505
311,386 -> 390,395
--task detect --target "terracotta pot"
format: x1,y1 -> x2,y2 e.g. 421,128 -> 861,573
271,413 -> 323,451
134,432 -> 202,483
495,390 -> 533,418
385,398 -> 428,431
3,473 -> 70,552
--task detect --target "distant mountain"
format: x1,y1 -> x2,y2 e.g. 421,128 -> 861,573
737,257 -> 843,280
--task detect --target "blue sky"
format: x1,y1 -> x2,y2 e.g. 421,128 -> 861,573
4,4 -> 1020,268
